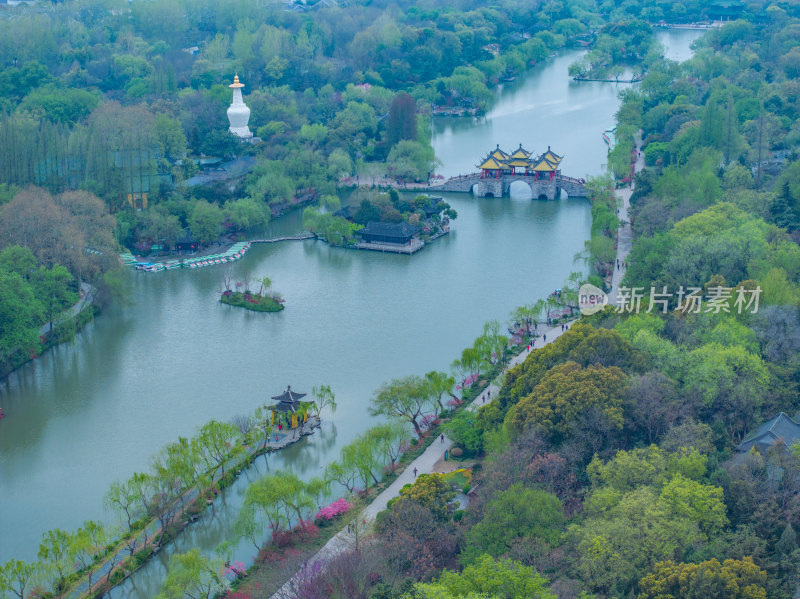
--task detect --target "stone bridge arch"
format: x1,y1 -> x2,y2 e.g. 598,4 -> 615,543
501,175 -> 557,200
427,173 -> 587,199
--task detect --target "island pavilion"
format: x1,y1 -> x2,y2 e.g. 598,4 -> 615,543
269,386 -> 316,430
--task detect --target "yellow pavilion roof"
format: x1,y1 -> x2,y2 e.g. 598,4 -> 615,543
507,158 -> 530,168
542,147 -> 562,164
530,158 -> 558,172
490,145 -> 510,161
510,145 -> 532,159
478,156 -> 504,170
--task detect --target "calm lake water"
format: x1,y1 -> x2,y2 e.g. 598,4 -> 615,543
0,29 -> 700,596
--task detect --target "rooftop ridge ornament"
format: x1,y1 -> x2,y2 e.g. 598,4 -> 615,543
227,74 -> 252,139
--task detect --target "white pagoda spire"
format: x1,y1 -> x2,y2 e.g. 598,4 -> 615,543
227,74 -> 252,139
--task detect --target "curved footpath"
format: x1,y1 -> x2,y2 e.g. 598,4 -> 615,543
607,131 -> 643,307
271,134 -> 646,599
271,327 -> 568,599
38,282 -> 95,337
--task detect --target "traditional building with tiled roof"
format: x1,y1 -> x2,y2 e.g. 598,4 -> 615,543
737,412 -> 800,455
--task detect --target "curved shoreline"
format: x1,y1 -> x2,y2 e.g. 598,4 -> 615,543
125,234 -> 315,273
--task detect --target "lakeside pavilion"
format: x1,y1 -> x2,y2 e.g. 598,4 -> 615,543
477,144 -> 563,180
269,385 -> 315,430
357,221 -> 421,245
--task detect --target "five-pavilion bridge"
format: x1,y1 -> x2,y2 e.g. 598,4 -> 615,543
427,144 -> 588,199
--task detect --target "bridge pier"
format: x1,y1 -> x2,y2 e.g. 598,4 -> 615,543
473,179 -> 503,197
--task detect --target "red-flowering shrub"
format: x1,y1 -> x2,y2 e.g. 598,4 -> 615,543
314,498 -> 352,521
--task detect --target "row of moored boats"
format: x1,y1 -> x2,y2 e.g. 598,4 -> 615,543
129,242 -> 252,273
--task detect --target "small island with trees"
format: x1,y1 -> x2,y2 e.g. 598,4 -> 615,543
302,190 -> 457,253
220,272 -> 284,312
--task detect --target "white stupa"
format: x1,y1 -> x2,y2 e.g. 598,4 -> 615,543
227,74 -> 253,139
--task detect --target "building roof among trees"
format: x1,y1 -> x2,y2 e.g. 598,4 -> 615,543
270,386 -> 312,413
333,205 -> 354,220
358,221 -> 421,239
736,412 -> 800,454
271,385 -> 306,402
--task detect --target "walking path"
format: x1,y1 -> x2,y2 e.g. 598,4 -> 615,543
272,136 -> 647,598
38,282 -> 95,337
607,132 -> 644,307
271,326 -> 570,599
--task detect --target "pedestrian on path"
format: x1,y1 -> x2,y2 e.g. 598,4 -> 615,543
440,434 -> 445,443
413,467 -> 418,477
543,334 -> 547,342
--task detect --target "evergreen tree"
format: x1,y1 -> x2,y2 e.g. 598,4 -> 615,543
697,98 -> 723,151
385,92 -> 417,148
770,182 -> 799,230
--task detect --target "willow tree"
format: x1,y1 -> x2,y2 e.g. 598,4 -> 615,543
312,384 -> 337,418
369,375 -> 437,438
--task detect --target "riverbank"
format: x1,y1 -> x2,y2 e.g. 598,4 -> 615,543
573,74 -> 644,83
267,320 -> 576,599
62,417 -> 321,599
3,30 -> 703,585
0,283 -> 98,381
127,235 -> 316,273
265,136 -> 647,599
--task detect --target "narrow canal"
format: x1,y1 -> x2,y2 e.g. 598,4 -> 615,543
0,29 -> 700,596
